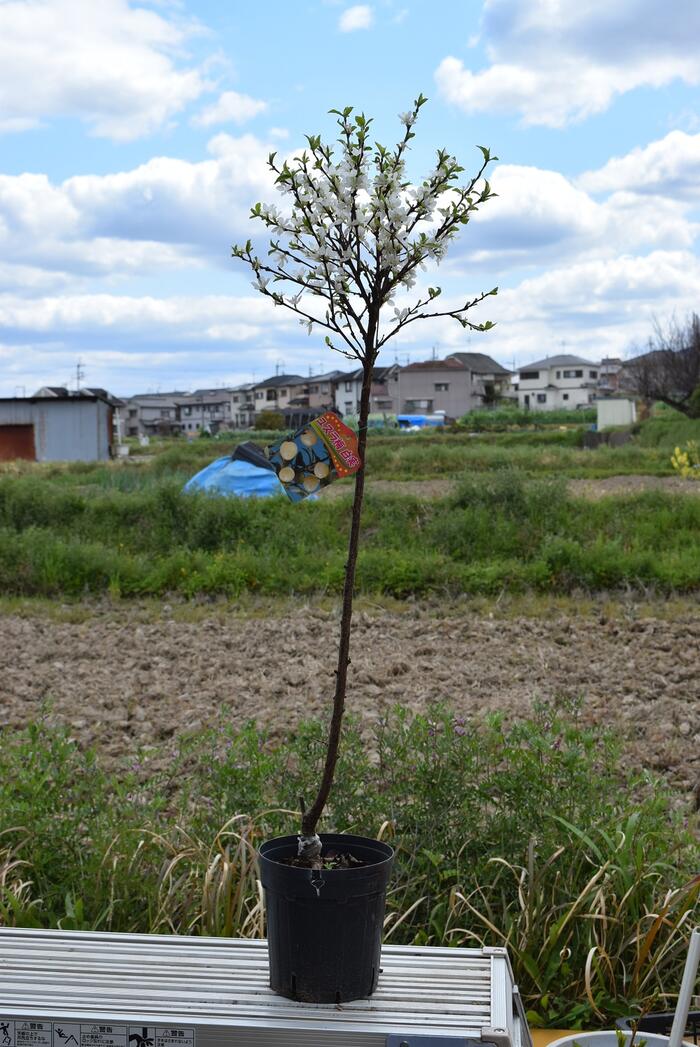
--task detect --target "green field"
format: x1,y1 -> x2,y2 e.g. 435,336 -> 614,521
1,413 -> 699,598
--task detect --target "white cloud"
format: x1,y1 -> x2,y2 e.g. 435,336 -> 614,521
444,162 -> 698,271
435,0 -> 700,127
0,133 -> 275,285
0,0 -> 210,140
0,292 -> 294,341
0,292 -> 330,394
339,5 -> 374,31
390,250 -> 700,367
577,130 -> 700,199
191,90 -> 268,128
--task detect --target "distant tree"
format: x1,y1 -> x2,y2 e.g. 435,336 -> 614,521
232,95 -> 498,860
626,313 -> 700,417
254,409 -> 286,430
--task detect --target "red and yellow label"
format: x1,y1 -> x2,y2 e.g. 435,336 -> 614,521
310,411 -> 362,477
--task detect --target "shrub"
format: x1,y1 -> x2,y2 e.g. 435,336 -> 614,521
459,406 -> 597,430
254,410 -> 285,430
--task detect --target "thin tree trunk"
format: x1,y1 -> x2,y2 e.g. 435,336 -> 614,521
300,358 -> 373,840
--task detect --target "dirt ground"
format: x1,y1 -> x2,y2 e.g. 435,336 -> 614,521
1,601 -> 698,803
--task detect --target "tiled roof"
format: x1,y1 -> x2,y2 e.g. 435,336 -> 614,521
446,352 -> 511,375
402,358 -> 466,371
520,354 -> 599,370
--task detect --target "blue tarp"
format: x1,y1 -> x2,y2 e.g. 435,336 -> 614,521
183,456 -> 283,499
397,414 -> 446,428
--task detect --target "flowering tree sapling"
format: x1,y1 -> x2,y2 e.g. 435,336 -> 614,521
232,94 -> 498,864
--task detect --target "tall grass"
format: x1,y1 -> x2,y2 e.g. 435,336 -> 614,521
0,705 -> 696,1026
449,838 -> 700,1026
459,406 -> 598,429
0,470 -> 698,597
0,423 -> 676,488
636,414 -> 700,450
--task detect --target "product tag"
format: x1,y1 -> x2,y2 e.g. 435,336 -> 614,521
267,411 -> 361,501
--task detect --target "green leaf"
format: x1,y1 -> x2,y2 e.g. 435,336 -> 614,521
477,145 -> 491,163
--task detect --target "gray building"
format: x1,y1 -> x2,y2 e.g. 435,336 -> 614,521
445,352 -> 513,404
0,392 -> 116,462
397,358 -> 483,418
307,370 -> 347,412
334,365 -> 399,417
231,383 -> 256,428
252,374 -> 307,417
177,389 -> 235,435
124,391 -> 186,437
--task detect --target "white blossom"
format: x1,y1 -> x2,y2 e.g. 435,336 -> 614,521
232,100 -> 496,357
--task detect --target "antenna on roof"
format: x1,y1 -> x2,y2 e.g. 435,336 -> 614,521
431,343 -> 438,361
75,359 -> 85,392
275,361 -> 281,377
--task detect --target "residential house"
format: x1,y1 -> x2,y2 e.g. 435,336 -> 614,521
307,370 -> 347,412
513,354 -> 601,410
123,392 -> 186,437
230,383 -> 257,428
396,358 -> 485,418
0,391 -> 117,462
334,365 -> 400,417
444,352 -> 514,404
252,374 -> 307,418
177,388 -> 235,435
597,358 -> 625,397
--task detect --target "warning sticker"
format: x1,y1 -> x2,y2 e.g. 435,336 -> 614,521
78,1027 -> 126,1047
155,1031 -> 194,1047
0,1026 -> 194,1047
15,1023 -> 52,1047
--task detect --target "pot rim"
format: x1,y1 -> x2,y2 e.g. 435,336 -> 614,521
547,1033 -> 687,1047
258,831 -> 394,873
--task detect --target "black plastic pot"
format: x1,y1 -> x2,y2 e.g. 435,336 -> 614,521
258,832 -> 394,1004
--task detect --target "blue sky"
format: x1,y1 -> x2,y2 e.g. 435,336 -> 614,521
1,0 -> 699,395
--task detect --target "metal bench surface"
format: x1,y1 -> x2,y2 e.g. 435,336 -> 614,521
0,929 -> 532,1047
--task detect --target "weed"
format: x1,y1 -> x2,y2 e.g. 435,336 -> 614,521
0,703 -> 695,1029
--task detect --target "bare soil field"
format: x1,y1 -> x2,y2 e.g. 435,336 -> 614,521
1,601 -> 698,802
